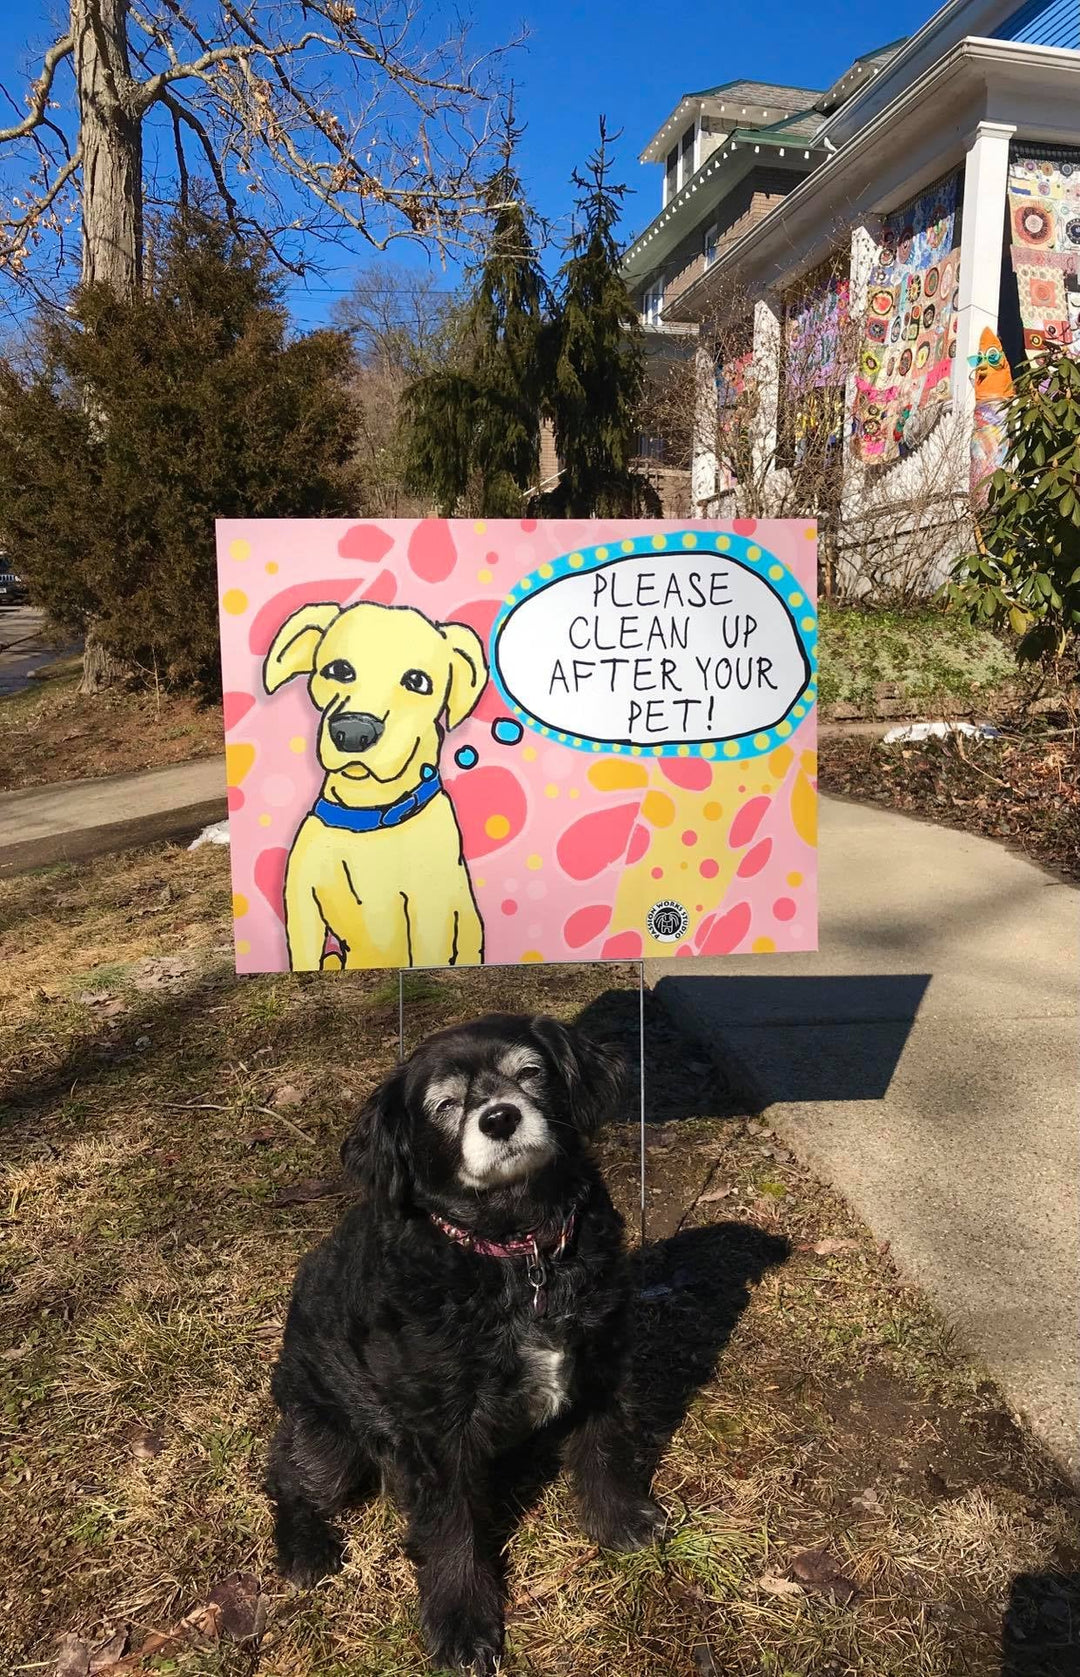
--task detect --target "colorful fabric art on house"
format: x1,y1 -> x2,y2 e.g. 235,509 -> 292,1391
852,171 -> 962,464
1007,150 -> 1080,355
969,328 -> 1013,508
783,262 -> 850,465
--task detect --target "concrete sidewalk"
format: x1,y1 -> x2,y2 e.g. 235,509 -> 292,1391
0,757 -> 225,877
652,796 -> 1080,1480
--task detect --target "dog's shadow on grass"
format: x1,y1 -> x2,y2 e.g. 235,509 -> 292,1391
491,1220 -> 789,1541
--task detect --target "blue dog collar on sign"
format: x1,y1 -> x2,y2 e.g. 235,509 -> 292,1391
313,770 -> 442,833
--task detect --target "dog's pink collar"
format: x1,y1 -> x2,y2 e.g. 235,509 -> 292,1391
428,1210 -> 578,1315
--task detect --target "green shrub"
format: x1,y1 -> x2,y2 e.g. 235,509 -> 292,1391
0,210 -> 361,695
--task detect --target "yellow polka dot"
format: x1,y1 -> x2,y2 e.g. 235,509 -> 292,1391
769,745 -> 794,778
226,742 -> 255,786
545,783 -> 559,799
804,525 -> 817,538
701,742 -> 716,759
592,742 -> 602,752
236,939 -> 251,956
723,740 -> 739,758
258,813 -> 272,827
526,853 -> 543,871
485,814 -> 510,841
478,568 -> 493,584
523,746 -> 537,762
762,783 -> 772,794
703,800 -> 722,820
642,790 -> 675,827
588,759 -> 648,791
521,577 -> 532,590
716,535 -> 730,550
768,564 -> 783,580
789,591 -> 804,607
570,737 -> 580,747
521,949 -> 543,963
474,520 -> 487,534
568,552 -> 584,569
228,538 -> 250,562
569,787 -> 580,799
681,532 -> 697,548
265,561 -> 279,575
621,539 -> 635,552
222,588 -> 248,615
748,546 -> 763,562
753,733 -> 770,751
476,877 -> 486,889
630,745 -> 642,756
793,705 -> 806,718
752,936 -> 776,954
289,736 -> 306,755
596,546 -> 608,560
677,744 -> 690,757
651,745 -> 663,756
232,892 -> 249,918
505,595 -> 516,606
801,616 -> 816,631
651,534 -> 667,549
538,563 -> 553,580
787,871 -> 803,887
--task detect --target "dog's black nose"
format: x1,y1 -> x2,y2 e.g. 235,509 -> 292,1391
328,711 -> 384,754
478,1103 -> 521,1141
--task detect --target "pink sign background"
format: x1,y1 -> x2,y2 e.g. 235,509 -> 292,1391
215,518 -> 818,971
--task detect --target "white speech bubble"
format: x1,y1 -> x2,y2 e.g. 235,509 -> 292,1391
492,546 -> 812,751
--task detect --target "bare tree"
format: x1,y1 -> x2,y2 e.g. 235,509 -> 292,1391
332,260 -> 456,374
0,1 -> 509,305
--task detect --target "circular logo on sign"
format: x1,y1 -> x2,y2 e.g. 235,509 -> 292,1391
647,900 -> 690,943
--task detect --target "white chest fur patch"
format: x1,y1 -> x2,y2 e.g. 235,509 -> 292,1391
519,1339 -> 570,1425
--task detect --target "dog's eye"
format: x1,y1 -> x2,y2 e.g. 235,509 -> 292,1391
320,659 -> 356,683
517,1063 -> 544,1082
401,668 -> 434,696
434,1096 -> 458,1117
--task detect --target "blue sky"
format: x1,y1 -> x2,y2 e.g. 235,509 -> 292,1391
1,1 -> 932,328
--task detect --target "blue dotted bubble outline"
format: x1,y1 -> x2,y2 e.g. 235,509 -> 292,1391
487,530 -> 817,761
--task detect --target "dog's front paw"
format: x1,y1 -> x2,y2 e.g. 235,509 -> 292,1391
425,1606 -> 504,1675
277,1521 -> 345,1587
580,1493 -> 665,1553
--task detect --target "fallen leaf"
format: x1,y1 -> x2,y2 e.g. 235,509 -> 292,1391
813,1237 -> 860,1256
207,1573 -> 266,1644
179,1600 -> 223,1644
52,1633 -> 89,1677
134,1036 -> 151,1050
510,1547 -> 598,1613
77,990 -> 112,1006
273,1083 -> 304,1109
129,1428 -> 164,1460
758,1572 -> 804,1598
132,955 -> 197,992
246,1125 -> 278,1147
790,1549 -> 858,1604
271,1176 -> 345,1207
700,1184 -> 734,1203
851,1486 -> 883,1513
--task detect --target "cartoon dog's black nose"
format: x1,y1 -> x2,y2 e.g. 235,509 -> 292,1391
478,1103 -> 522,1141
328,711 -> 384,754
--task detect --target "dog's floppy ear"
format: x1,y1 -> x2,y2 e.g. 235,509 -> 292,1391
263,602 -> 341,694
439,620 -> 488,728
530,1016 -> 626,1136
340,1067 -> 414,1208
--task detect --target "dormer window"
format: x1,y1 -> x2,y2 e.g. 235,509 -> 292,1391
665,146 -> 678,204
680,125 -> 696,188
642,281 -> 665,326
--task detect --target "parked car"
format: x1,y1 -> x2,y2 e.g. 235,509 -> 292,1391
0,565 -> 29,604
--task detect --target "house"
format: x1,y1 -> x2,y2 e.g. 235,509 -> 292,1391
622,0 -> 1080,591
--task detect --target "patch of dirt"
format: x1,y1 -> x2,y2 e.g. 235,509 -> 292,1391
1,840 -> 1078,1677
0,671 -> 222,792
820,725 -> 1080,883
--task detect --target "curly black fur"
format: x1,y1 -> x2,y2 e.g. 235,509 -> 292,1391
267,1013 -> 662,1675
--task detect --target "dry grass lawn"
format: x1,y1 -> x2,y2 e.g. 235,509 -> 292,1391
1,842 -> 1077,1677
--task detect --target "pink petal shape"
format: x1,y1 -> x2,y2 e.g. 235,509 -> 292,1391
222,690 -> 255,733
254,846 -> 290,924
602,930 -> 643,958
408,519 -> 458,583
626,822 -> 651,865
728,794 -> 770,850
564,904 -> 613,949
697,900 -> 752,954
659,757 -> 713,792
556,802 -> 640,881
337,524 -> 394,563
737,837 -> 773,878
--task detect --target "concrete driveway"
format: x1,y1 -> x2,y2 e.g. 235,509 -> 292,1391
653,795 -> 1080,1480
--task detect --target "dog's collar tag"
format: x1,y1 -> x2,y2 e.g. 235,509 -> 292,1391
429,1209 -> 578,1315
312,772 -> 442,833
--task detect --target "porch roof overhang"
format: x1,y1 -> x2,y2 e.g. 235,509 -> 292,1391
662,36 -> 1080,322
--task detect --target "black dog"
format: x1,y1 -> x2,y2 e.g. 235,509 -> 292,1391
267,1012 -> 662,1674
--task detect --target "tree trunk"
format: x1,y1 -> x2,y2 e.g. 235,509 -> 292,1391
78,622 -> 125,695
72,0 -> 143,296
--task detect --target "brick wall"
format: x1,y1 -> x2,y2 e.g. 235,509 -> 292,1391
634,166 -> 807,314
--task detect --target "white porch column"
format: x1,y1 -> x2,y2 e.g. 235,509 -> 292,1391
691,340 -> 718,510
838,223 -> 881,595
952,120 -> 1015,419
750,296 -> 781,489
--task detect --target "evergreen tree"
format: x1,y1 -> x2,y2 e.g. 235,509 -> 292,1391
541,119 -> 658,517
401,105 -> 549,516
0,207 -> 360,695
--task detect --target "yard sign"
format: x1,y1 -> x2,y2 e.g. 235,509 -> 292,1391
215,519 -> 818,971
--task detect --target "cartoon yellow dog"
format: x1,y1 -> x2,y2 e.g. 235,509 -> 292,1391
264,600 -> 487,969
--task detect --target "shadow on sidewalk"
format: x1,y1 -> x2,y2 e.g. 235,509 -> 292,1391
653,972 -> 932,1106
1001,1569 -> 1080,1675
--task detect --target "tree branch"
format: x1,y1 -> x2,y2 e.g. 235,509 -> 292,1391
0,33 -> 74,145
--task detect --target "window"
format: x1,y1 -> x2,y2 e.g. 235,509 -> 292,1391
704,224 -> 719,267
679,125 -> 696,188
665,146 -> 678,204
642,281 -> 665,326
